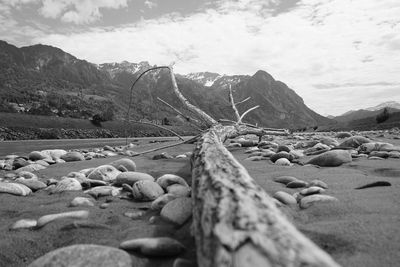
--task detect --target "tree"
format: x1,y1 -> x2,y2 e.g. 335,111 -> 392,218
376,107 -> 390,123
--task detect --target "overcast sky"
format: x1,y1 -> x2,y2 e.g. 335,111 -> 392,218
1,0 -> 399,116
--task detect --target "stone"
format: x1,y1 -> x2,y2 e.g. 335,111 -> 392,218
286,180 -> 308,188
260,149 -> 275,157
120,237 -> 185,257
300,186 -> 325,196
369,151 -> 389,158
15,178 -> 46,191
289,150 -> 304,159
110,158 -> 137,172
15,164 -> 46,173
79,168 -> 95,176
87,165 -> 121,182
277,145 -> 291,153
36,210 -> 89,228
339,136 -> 371,148
270,151 -> 294,163
236,139 -> 258,147
318,136 -> 339,147
304,143 -> 331,156
275,158 -> 292,166
307,150 -> 352,167
84,186 -> 121,198
114,172 -> 154,186
273,191 -> 297,205
70,197 -> 95,207
299,195 -> 338,209
152,152 -> 174,160
132,180 -> 164,201
166,184 -> 191,197
156,174 -> 189,189
61,151 -> 85,162
12,157 -> 30,169
245,156 -> 266,161
102,151 -> 118,157
10,219 -> 37,230
309,180 -> 328,189
368,156 -> 384,160
28,151 -> 47,161
100,203 -> 109,209
244,147 -> 260,153
151,194 -> 178,210
51,178 -> 82,193
160,197 -> 192,225
388,151 -> 400,158
335,132 -> 352,138
41,149 -> 67,159
28,244 -> 132,267
0,182 -> 32,196
355,181 -> 391,189
173,258 -> 195,267
273,176 -> 298,185
35,160 -> 50,167
103,145 -> 115,152
17,171 -> 38,180
123,210 -> 144,219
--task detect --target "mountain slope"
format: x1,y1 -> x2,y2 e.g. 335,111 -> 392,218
334,101 -> 400,122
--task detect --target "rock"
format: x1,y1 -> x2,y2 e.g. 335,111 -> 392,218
17,171 -> 38,180
114,172 -> 154,186
166,184 -> 191,197
10,219 -> 37,230
339,136 -> 371,148
304,143 -> 331,156
35,160 -> 50,167
275,158 -> 292,166
160,197 -> 192,225
335,132 -> 352,138
87,165 -> 121,182
28,151 -> 47,161
156,174 -> 189,189
66,171 -> 87,182
286,180 -> 308,188
0,182 -> 32,196
61,151 -> 85,162
51,178 -> 82,193
41,149 -> 67,159
84,186 -> 120,198
110,158 -> 137,172
226,143 -> 241,148
355,181 -> 391,189
244,147 -> 260,153
270,151 -> 294,163
100,203 -> 109,209
360,142 -> 400,153
260,149 -> 275,157
151,194 -> 178,210
277,145 -> 291,153
300,186 -> 325,196
368,156 -> 384,160
120,237 -> 185,256
15,178 -> 46,191
79,168 -> 95,176
299,195 -> 338,209
307,150 -> 352,167
102,151 -> 118,157
132,180 -> 164,201
318,136 -> 339,147
289,150 -> 304,159
36,210 -> 89,228
273,176 -> 298,185
15,163 -> 46,173
123,210 -> 144,219
28,244 -> 132,267
309,180 -> 328,189
369,151 -> 389,158
103,145 -> 115,152
12,157 -> 30,169
273,191 -> 297,205
70,197 -> 95,207
246,156 -> 266,161
152,152 -> 174,160
388,151 -> 400,158
236,139 -> 258,147
173,258 -> 195,267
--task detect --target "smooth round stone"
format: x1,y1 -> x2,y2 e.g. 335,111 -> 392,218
10,219 -> 37,230
318,136 -> 339,147
120,237 -> 185,257
289,150 -> 304,159
286,180 -> 308,188
70,197 -> 95,207
15,178 -> 46,191
52,178 -> 82,193
60,151 -> 85,162
110,158 -> 137,172
79,168 -> 95,177
84,186 -> 120,198
123,210 -> 144,219
388,151 -> 400,158
299,194 -> 338,209
35,160 -> 50,167
12,158 -> 30,169
369,151 -> 389,158
41,149 -> 67,159
160,197 -> 192,225
151,194 -> 178,210
339,136 -> 371,148
270,151 -> 294,163
335,132 -> 352,138
114,172 -> 154,186
132,180 -> 164,201
309,180 -> 328,189
273,191 -> 297,205
17,171 -> 38,180
236,139 -> 258,147
102,151 -> 118,157
66,172 -> 87,182
273,176 -> 298,185
0,182 -> 32,196
28,151 -> 47,161
28,244 -> 132,267
36,210 -> 89,228
277,145 -> 291,153
245,156 -> 266,161
300,186 -> 325,196
275,158 -> 292,166
103,145 -> 115,152
166,184 -> 191,197
244,147 -> 260,154
260,149 -> 275,157
307,150 -> 352,167
156,174 -> 189,189
87,165 -> 121,182
15,164 -> 46,173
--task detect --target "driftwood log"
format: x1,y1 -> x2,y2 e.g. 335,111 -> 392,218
191,124 -> 340,267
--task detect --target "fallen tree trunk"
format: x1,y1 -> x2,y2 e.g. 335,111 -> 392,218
191,124 -> 340,267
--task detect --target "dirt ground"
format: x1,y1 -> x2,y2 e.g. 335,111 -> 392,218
0,136 -> 399,266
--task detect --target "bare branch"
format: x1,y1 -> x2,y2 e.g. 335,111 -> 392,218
229,85 -> 241,122
239,105 -> 260,123
234,96 -> 251,106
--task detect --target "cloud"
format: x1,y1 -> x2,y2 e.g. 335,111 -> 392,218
144,0 -> 157,9
313,82 -> 400,90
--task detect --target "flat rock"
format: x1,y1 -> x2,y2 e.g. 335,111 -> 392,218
84,186 -> 120,198
299,194 -> 338,209
109,158 -> 137,172
61,151 -> 85,162
273,191 -> 297,205
132,180 -> 164,201
87,165 -> 121,182
70,197 -> 95,207
309,179 -> 328,189
28,244 -> 132,267
51,178 -> 82,193
120,237 -> 185,256
270,151 -> 294,163
28,151 -> 47,161
156,174 -> 189,189
114,172 -> 154,186
286,180 -> 308,188
339,136 -> 371,148
166,184 -> 191,197
15,178 -> 46,191
300,186 -> 325,196
151,194 -> 178,210
10,219 -> 37,230
0,182 -> 32,196
41,149 -> 67,159
15,164 -> 46,173
273,176 -> 298,185
307,150 -> 352,167
36,210 -> 89,228
160,197 -> 192,225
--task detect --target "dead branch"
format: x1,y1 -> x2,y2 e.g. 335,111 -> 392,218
234,96 -> 251,106
239,105 -> 260,122
229,85 -> 241,122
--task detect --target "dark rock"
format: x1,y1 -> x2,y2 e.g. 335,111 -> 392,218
355,181 -> 391,189
307,150 -> 352,167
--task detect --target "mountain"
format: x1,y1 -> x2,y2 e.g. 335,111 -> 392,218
334,101 -> 400,122
365,101 -> 400,111
0,40 -> 331,128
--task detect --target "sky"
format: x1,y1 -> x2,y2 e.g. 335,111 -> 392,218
1,0 -> 399,116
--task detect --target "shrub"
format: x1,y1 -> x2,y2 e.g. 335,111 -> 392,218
376,108 -> 390,123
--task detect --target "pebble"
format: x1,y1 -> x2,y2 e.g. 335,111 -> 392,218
123,211 -> 144,219
309,180 -> 328,189
273,191 -> 297,205
270,151 -> 294,163
152,152 -> 174,160
132,180 -> 164,201
160,197 -> 192,225
275,158 -> 292,166
12,158 -> 30,169
0,182 -> 32,196
338,136 -> 371,148
246,156 -> 266,161
41,149 -> 67,160
15,164 -> 46,173
28,244 -> 132,267
28,151 -> 47,161
109,158 -> 137,172
51,178 -> 82,193
273,176 -> 298,185
84,186 -> 120,198
299,195 -> 338,209
119,237 -> 185,256
100,203 -> 109,209
87,165 -> 121,182
10,219 -> 38,230
151,194 -> 178,210
166,184 -> 191,197
369,151 -> 389,158
36,210 -> 89,228
17,171 -> 38,180
114,172 -> 155,186
307,150 -> 352,167
286,180 -> 308,188
60,151 -> 85,162
15,178 -> 47,191
69,197 -> 95,207
300,186 -> 325,196
156,174 -> 189,189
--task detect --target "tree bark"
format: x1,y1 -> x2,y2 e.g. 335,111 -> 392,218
191,124 -> 340,267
